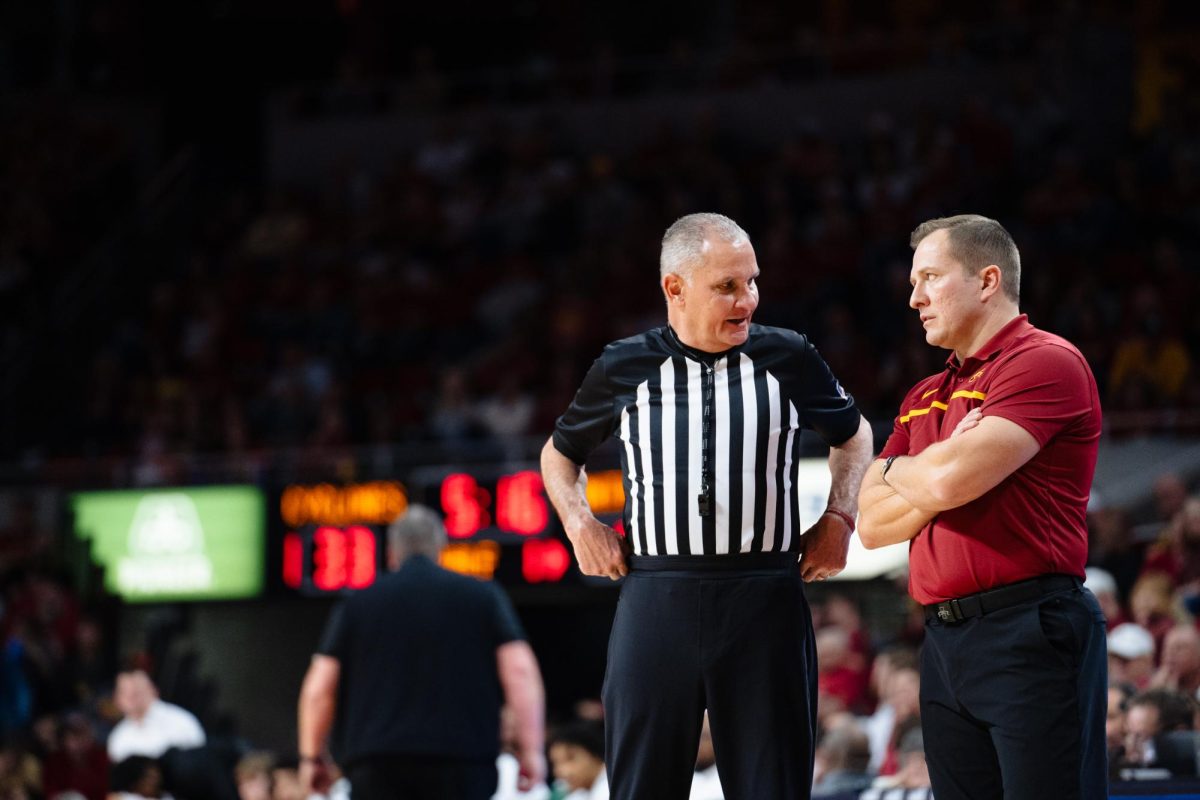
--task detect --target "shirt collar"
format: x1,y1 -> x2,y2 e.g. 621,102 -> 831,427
664,325 -> 741,364
945,314 -> 1031,373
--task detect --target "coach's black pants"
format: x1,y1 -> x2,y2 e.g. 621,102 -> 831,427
345,754 -> 496,800
602,554 -> 817,800
921,582 -> 1108,800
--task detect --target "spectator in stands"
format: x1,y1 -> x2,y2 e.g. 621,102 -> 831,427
234,752 -> 273,800
1150,624 -> 1200,697
861,646 -> 918,772
860,720 -> 932,800
107,670 -> 205,762
1107,683 -> 1135,769
1108,623 -> 1157,689
109,755 -> 172,800
547,720 -> 607,800
270,756 -> 304,800
1128,572 -> 1181,656
812,722 -> 873,798
1121,688 -> 1196,767
875,665 -> 920,778
1142,496 -> 1200,591
817,627 -> 870,716
1084,567 -> 1128,630
0,735 -> 41,799
42,713 -> 108,800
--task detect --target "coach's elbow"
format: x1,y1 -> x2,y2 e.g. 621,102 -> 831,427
856,520 -> 887,550
923,465 -> 975,512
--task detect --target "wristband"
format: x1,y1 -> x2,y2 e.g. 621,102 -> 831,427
300,754 -> 321,763
880,455 -> 899,486
823,508 -> 856,532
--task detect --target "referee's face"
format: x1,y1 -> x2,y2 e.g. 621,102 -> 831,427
668,238 -> 760,353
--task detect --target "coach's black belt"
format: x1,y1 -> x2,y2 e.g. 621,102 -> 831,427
924,574 -> 1081,624
629,553 -> 797,572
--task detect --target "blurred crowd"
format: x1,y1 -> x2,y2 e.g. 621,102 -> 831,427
0,3 -> 1193,479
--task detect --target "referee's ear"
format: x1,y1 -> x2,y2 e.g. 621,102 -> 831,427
663,273 -> 685,304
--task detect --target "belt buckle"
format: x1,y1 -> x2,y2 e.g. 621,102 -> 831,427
936,599 -> 963,622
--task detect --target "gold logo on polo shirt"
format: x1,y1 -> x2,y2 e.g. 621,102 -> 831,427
969,369 -> 985,382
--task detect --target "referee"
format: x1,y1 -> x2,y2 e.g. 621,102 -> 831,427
541,212 -> 874,799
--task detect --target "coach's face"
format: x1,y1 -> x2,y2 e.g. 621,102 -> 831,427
664,237 -> 760,353
909,228 -> 988,357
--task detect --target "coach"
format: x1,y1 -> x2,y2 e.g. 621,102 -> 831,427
297,505 -> 546,799
858,215 -> 1107,799
541,212 -> 874,799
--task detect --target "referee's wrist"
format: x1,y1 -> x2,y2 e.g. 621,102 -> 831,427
299,754 -> 321,763
823,507 -> 856,532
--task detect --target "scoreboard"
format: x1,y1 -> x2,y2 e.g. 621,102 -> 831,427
274,467 -> 626,595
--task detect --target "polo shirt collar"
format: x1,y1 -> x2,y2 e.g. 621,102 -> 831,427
945,314 -> 1031,373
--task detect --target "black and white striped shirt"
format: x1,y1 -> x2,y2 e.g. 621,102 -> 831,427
553,324 -> 861,556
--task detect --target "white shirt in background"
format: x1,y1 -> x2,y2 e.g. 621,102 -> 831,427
107,699 -> 206,762
563,770 -> 609,800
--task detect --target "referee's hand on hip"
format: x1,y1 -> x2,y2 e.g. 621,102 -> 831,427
565,516 -> 630,580
798,512 -> 852,582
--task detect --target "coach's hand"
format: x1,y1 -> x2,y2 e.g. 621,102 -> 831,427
798,511 -> 852,582
565,515 -> 630,580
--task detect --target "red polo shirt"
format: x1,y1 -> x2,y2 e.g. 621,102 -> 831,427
880,315 -> 1101,605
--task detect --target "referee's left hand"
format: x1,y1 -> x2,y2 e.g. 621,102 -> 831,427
564,515 -> 630,580
798,512 -> 852,582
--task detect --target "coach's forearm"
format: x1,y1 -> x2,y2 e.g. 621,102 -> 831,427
540,438 -> 592,528
826,416 -> 874,516
857,461 -> 935,549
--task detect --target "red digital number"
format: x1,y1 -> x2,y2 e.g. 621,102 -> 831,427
283,532 -> 303,589
521,539 -> 570,583
310,526 -> 377,592
441,473 -> 491,538
496,471 -> 548,536
313,526 -> 348,590
346,525 -> 377,589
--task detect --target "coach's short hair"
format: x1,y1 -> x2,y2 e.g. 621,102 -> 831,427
910,214 -> 1021,302
387,504 -> 447,562
660,213 -> 750,280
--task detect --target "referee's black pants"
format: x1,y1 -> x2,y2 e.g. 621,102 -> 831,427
602,554 -> 817,800
920,581 -> 1108,800
345,754 -> 497,800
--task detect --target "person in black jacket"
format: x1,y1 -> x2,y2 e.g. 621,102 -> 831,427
297,505 -> 546,800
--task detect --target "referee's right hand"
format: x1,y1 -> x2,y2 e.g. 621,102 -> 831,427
565,516 -> 630,580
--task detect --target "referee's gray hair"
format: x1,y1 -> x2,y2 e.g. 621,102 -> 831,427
387,503 -> 448,562
660,213 -> 750,281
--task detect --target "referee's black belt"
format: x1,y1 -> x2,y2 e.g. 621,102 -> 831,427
924,574 -> 1081,624
629,553 -> 797,572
